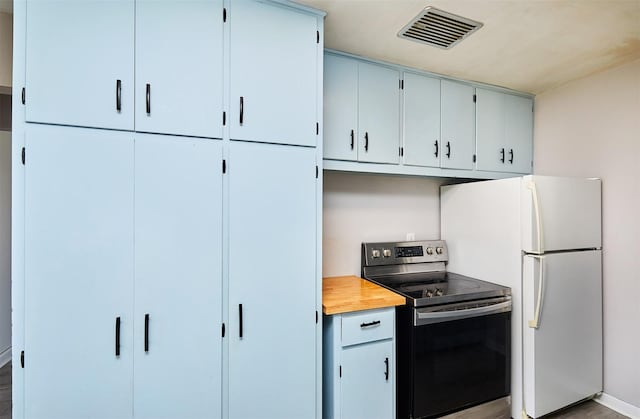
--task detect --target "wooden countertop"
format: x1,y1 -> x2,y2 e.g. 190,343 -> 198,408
323,275 -> 406,315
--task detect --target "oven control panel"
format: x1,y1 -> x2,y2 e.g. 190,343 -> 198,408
362,240 -> 448,267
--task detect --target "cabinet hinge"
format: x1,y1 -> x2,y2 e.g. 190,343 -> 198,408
222,323 -> 226,338
223,8 -> 227,22
316,31 -> 320,44
339,365 -> 342,378
223,111 -> 226,126
473,154 -> 476,163
316,122 -> 319,135
20,351 -> 24,368
21,147 -> 25,165
473,94 -> 477,103
222,159 -> 227,174
21,87 -> 25,105
400,147 -> 404,157
315,165 -> 319,179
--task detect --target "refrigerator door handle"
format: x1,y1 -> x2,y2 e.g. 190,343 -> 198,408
527,254 -> 545,329
527,180 -> 544,253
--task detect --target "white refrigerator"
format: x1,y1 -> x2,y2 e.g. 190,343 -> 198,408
440,175 -> 603,419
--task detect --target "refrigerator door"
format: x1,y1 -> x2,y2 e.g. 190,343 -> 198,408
521,176 -> 601,253
522,250 -> 603,418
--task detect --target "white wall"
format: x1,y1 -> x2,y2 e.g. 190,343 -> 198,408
533,59 -> 640,408
322,171 -> 445,277
0,131 -> 10,362
0,12 -> 12,89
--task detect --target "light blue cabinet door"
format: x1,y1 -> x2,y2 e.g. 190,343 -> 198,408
505,94 -> 533,174
341,340 -> 394,419
135,0 -> 223,138
229,0 -> 318,146
358,62 -> 400,164
228,142 -> 317,419
441,80 -> 475,170
476,88 -> 506,172
24,124 -> 134,419
324,53 -> 358,161
403,72 -> 441,167
133,135 -> 223,419
25,0 -> 134,130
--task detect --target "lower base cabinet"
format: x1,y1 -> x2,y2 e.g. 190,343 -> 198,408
323,307 -> 395,419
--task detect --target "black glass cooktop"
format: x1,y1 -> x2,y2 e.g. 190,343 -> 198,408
365,271 -> 510,307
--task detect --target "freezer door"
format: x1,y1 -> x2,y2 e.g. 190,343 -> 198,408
522,251 -> 603,418
521,175 -> 601,253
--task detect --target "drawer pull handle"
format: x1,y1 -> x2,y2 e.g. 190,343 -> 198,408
509,148 -> 514,164
144,314 -> 150,353
384,357 -> 389,381
360,320 -> 381,328
500,147 -> 505,163
350,129 -> 354,150
115,316 -> 121,357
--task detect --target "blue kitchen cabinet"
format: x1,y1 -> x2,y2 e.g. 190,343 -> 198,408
228,141 -> 318,419
324,308 -> 396,419
135,0 -> 224,139
324,53 -> 358,161
324,53 -> 400,164
402,72 -> 441,168
504,93 -> 533,174
441,80 -> 475,170
228,0 -> 319,146
24,124 -> 135,419
23,125 -> 225,419
25,0 -> 135,130
25,0 -> 224,137
476,88 -> 533,174
133,135 -> 223,419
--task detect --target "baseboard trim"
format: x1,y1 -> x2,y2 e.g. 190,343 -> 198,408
595,392 -> 640,419
0,346 -> 10,367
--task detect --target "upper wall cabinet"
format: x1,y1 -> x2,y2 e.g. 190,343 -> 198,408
228,0 -> 319,147
135,0 -> 223,139
402,72 -> 441,168
476,88 -> 533,173
440,80 -> 475,170
324,53 -> 400,164
25,0 -> 224,137
25,0 -> 135,130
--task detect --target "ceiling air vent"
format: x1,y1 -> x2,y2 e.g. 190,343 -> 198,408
398,6 -> 483,49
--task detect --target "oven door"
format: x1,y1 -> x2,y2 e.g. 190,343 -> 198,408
408,298 -> 511,418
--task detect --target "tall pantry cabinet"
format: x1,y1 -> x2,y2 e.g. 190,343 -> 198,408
11,1 -> 326,419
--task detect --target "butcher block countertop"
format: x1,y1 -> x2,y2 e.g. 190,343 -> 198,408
323,275 -> 406,315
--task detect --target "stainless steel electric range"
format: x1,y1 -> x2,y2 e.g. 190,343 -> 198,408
362,240 -> 512,419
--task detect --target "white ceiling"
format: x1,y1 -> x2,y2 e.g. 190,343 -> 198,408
296,0 -> 640,94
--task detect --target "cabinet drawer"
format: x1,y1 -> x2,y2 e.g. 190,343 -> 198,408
341,308 -> 394,347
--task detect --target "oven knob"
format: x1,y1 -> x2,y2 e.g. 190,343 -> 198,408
383,249 -> 392,258
372,249 -> 381,258
436,247 -> 444,255
426,247 -> 434,255
425,289 -> 433,297
435,288 -> 444,296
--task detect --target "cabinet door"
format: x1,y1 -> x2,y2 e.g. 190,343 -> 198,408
341,340 -> 393,419
229,0 -> 318,146
134,135 -> 223,419
25,0 -> 134,130
403,72 -> 441,167
505,94 -> 533,174
228,142 -> 317,419
358,62 -> 400,164
441,80 -> 475,170
24,125 -> 134,419
135,0 -> 223,138
476,88 -> 506,172
324,53 -> 358,161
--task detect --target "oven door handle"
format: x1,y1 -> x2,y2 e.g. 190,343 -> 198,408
415,300 -> 512,326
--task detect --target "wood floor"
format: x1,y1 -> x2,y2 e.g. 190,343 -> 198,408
0,361 -> 629,419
